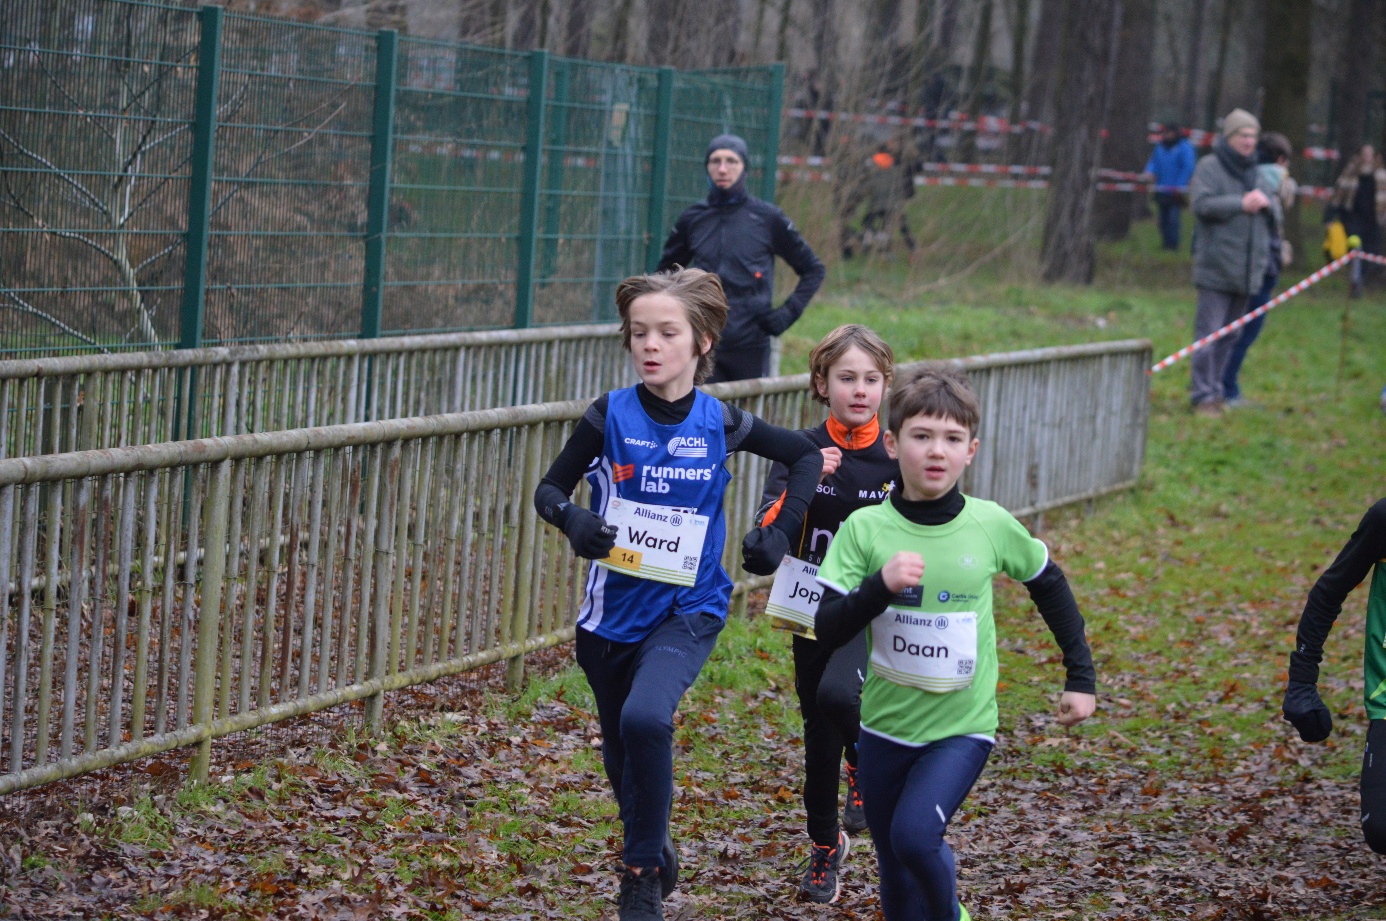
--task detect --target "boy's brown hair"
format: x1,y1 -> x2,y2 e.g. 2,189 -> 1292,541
615,267 -> 729,384
808,324 -> 895,406
887,362 -> 980,436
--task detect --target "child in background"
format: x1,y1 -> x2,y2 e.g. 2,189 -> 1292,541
813,363 -> 1098,921
534,267 -> 823,921
758,324 -> 900,903
1281,499 -> 1386,854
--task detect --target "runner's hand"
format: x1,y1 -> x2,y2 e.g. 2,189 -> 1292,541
1057,691 -> 1096,727
881,552 -> 925,594
820,447 -> 843,480
1282,680 -> 1333,743
563,508 -> 618,559
741,525 -> 789,575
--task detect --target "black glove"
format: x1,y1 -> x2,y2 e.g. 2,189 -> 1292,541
741,525 -> 790,576
760,307 -> 794,337
562,507 -> 618,560
1282,680 -> 1333,743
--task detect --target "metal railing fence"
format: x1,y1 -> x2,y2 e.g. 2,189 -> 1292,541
0,323 -> 632,460
0,1 -> 781,356
0,339 -> 1149,794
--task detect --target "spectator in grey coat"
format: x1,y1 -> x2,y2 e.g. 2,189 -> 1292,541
1188,108 -> 1282,416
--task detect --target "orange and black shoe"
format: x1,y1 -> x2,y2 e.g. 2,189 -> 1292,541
842,763 -> 868,835
797,830 -> 850,903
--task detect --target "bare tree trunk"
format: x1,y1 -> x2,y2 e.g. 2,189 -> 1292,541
1095,0 -> 1156,240
1041,0 -> 1118,284
1202,0 -> 1237,131
1005,0 -> 1031,161
1024,0 -> 1063,163
648,0 -> 676,66
562,0 -> 593,58
1181,0 -> 1206,128
607,0 -> 637,62
1264,0 -> 1313,259
776,0 -> 794,63
1334,0 -> 1379,160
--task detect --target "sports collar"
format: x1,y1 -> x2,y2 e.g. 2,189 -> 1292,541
826,414 -> 880,450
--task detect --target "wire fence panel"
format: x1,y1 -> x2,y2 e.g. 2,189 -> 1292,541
0,324 -> 634,459
0,340 -> 1148,794
0,0 -> 779,358
0,0 -> 200,354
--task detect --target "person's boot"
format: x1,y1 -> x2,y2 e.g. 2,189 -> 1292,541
660,831 -> 678,898
618,867 -> 664,921
797,830 -> 850,903
842,764 -> 868,835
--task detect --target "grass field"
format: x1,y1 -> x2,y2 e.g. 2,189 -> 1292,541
3,193 -> 1385,919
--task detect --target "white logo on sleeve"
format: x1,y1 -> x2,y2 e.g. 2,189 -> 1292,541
667,436 -> 708,458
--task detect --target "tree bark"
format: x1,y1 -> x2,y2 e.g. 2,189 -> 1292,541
1041,0 -> 1119,284
647,0 -> 676,67
562,0 -> 592,58
1334,0 -> 1379,160
1004,0 -> 1031,161
1202,0 -> 1238,132
1094,0 -> 1156,240
1264,0 -> 1313,262
1180,0 -> 1206,128
1023,0 -> 1063,163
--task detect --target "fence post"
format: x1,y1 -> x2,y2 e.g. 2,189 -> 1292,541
361,29 -> 399,341
645,67 -> 676,272
760,62 -> 784,203
180,5 -> 223,352
188,459 -> 231,784
514,49 -> 550,329
540,60 -> 569,283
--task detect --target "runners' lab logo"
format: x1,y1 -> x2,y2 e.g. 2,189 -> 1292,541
613,463 -> 635,483
667,436 -> 708,458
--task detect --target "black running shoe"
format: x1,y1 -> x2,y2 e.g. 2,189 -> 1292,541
660,831 -> 679,899
842,763 -> 868,835
618,867 -> 664,921
798,830 -> 850,904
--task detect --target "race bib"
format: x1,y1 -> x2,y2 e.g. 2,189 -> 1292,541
870,609 -> 978,692
596,497 -> 709,587
764,556 -> 821,630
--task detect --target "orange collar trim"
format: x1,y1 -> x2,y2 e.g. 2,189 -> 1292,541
826,414 -> 880,450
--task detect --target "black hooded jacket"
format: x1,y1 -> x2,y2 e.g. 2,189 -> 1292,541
656,188 -> 825,354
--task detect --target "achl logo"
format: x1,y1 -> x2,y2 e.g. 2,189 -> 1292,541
667,436 -> 708,458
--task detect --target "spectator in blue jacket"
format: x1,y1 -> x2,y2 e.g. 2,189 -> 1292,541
658,134 -> 825,382
1143,123 -> 1198,251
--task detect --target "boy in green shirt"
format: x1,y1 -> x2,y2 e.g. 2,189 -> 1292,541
814,363 -> 1098,921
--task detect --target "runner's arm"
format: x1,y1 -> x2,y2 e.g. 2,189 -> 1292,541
814,573 -> 893,651
1024,561 -> 1097,694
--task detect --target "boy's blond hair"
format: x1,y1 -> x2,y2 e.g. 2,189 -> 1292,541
615,267 -> 729,384
808,324 -> 895,406
887,362 -> 980,436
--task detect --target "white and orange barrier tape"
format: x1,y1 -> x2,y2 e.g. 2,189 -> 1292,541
1148,251 -> 1359,374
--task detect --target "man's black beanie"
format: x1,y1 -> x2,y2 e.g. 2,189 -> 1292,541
706,133 -> 749,165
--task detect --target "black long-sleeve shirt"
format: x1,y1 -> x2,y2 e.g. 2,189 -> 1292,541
535,384 -> 821,541
657,191 -> 825,352
813,486 -> 1097,695
1289,499 -> 1386,684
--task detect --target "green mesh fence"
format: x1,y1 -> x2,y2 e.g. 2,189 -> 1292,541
0,1 -> 782,357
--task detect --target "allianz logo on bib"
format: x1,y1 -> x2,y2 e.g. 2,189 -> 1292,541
667,436 -> 708,458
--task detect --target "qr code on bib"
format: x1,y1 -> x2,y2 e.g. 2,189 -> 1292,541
682,555 -> 698,572
957,659 -> 975,677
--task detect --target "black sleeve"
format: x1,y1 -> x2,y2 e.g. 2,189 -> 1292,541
1289,499 -> 1386,684
533,397 -> 607,529
1023,561 -> 1097,695
729,410 -> 818,538
814,572 -> 894,651
766,209 -> 826,332
656,211 -> 693,273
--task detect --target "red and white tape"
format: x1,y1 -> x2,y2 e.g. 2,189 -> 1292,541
1148,251 -> 1358,374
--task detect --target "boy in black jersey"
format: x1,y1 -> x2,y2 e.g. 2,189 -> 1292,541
1282,499 -> 1386,853
758,325 -> 899,903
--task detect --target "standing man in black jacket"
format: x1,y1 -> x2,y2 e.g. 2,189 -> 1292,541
657,134 -> 826,382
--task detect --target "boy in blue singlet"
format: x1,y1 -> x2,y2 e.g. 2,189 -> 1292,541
758,324 -> 899,903
813,363 -> 1098,921
535,267 -> 823,921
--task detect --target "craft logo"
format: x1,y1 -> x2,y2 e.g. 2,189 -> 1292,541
623,437 -> 659,449
667,436 -> 708,458
613,462 -> 635,483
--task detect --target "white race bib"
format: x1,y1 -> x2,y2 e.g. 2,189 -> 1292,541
870,609 -> 977,692
595,497 -> 709,587
764,556 -> 821,630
